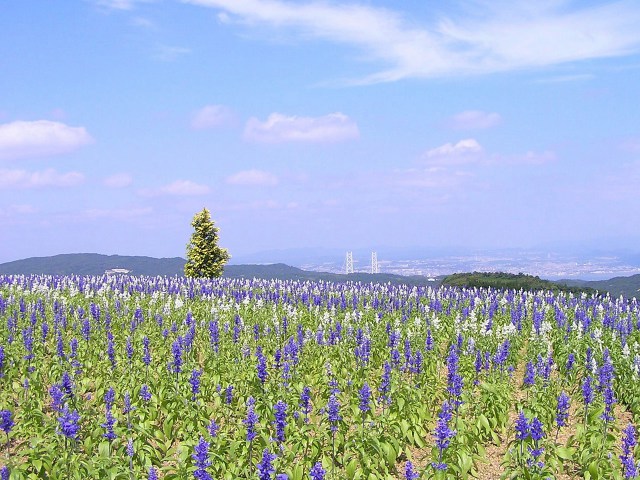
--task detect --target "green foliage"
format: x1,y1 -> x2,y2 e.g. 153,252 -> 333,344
184,208 -> 230,278
441,271 -> 599,296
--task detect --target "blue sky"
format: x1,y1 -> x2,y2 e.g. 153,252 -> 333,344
1,0 -> 639,264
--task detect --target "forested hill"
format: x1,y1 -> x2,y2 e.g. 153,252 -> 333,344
441,272 -> 599,296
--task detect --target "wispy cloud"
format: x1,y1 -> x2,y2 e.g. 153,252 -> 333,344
446,110 -> 502,130
226,169 -> 279,186
191,105 -> 234,130
0,120 -> 93,161
0,168 -> 85,189
94,0 -> 154,11
104,173 -> 133,188
154,45 -> 191,62
138,179 -> 210,196
244,112 -> 359,143
184,0 -> 640,83
424,138 -> 484,164
0,204 -> 37,218
81,206 -> 153,220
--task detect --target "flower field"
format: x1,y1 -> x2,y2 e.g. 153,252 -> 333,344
1,274 -> 639,479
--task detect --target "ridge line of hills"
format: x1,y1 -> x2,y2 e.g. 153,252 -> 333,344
0,253 -> 639,299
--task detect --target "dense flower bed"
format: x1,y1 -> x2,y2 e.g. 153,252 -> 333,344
0,274 -> 639,479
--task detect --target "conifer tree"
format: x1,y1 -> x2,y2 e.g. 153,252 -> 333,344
184,208 -> 230,278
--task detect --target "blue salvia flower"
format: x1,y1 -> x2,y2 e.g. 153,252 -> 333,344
566,353 -> 575,373
244,400 -> 259,442
56,332 -> 65,359
225,385 -> 234,405
556,392 -> 570,428
326,393 -> 341,433
582,376 -> 594,407
358,383 -> 371,415
81,317 -> 91,342
101,408 -> 117,441
22,327 -> 34,361
0,346 -> 5,377
208,419 -> 219,438
620,424 -> 638,479
61,371 -> 74,398
523,361 -> 535,387
601,385 -> 616,423
379,361 -> 392,405
257,448 -> 277,480
598,349 -> 614,391
309,461 -> 325,480
41,322 -> 49,343
515,411 -> 530,441
142,336 -> 151,366
105,387 -> 116,410
528,417 -> 545,467
171,338 -> 183,375
299,386 -> 312,422
189,369 -> 203,401
148,466 -> 158,480
273,400 -> 287,443
126,438 -> 134,458
140,384 -> 152,403
57,405 -> 80,440
49,384 -> 65,412
126,336 -> 134,363
425,329 -> 433,351
256,347 -> 268,384
209,320 -> 219,354
0,466 -> 8,480
192,436 -> 213,480
107,332 -> 116,369
0,410 -> 13,437
405,461 -> 419,480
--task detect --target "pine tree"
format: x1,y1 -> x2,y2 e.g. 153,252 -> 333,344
184,208 -> 230,278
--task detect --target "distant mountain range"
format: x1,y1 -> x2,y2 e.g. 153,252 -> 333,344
0,253 -> 638,299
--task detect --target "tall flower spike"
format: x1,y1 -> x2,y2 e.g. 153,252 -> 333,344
257,448 -> 277,480
192,436 -> 213,480
309,462 -> 326,480
556,392 -> 570,428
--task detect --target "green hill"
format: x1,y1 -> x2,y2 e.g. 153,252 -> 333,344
441,271 -> 599,296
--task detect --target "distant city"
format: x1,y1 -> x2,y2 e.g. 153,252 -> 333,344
299,251 -> 640,281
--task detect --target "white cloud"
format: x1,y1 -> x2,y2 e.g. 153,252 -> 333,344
424,139 -> 483,163
191,105 -> 234,130
0,120 -> 93,161
446,111 -> 501,130
244,112 -> 359,143
154,45 -> 191,62
104,173 -> 133,188
184,0 -> 640,82
0,168 -> 85,189
94,0 -> 154,10
82,207 -> 153,220
138,180 -> 210,196
226,169 -> 278,186
0,204 -> 37,218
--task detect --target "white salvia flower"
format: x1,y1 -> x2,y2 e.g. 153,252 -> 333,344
623,343 -> 630,358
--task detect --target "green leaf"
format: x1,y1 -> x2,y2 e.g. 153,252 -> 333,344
555,446 -> 574,460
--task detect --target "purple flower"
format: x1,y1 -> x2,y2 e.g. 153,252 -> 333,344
556,392 -> 570,428
257,448 -> 277,480
0,410 -> 13,436
530,417 -> 544,442
299,386 -> 312,420
142,336 -> 151,366
105,387 -> 116,410
140,384 -> 152,402
601,385 -> 616,423
405,461 -> 419,480
244,401 -> 259,442
523,361 -> 535,387
582,376 -> 594,407
379,361 -> 392,405
148,466 -> 158,480
126,336 -> 134,363
621,424 -> 638,479
273,400 -> 287,443
0,466 -> 8,480
515,411 -> 530,441
101,408 -> 117,441
309,462 -> 325,480
171,338 -> 183,375
57,405 -> 80,440
208,419 -> 219,438
256,348 -> 268,384
126,438 -> 134,457
326,394 -> 341,433
225,385 -> 234,405
49,384 -> 65,412
190,369 -> 203,401
192,436 -> 213,480
358,383 -> 371,415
